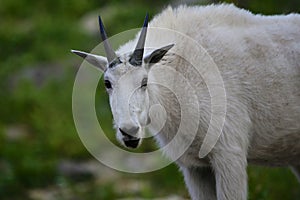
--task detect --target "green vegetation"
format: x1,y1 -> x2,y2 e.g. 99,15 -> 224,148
0,0 -> 299,199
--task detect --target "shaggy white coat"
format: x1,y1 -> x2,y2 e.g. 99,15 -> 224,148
116,4 -> 300,200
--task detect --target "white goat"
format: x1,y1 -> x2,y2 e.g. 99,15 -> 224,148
72,4 -> 300,200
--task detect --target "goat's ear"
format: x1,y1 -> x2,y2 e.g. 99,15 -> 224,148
71,50 -> 107,71
143,44 -> 174,67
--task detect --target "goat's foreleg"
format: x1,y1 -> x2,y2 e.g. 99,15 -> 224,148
210,148 -> 248,200
181,166 -> 217,200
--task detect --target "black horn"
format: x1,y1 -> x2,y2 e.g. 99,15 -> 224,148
98,16 -> 117,63
129,14 -> 149,66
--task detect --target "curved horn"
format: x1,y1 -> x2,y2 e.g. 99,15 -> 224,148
98,16 -> 117,63
130,13 -> 149,66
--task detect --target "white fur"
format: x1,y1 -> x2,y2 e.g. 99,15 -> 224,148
75,4 -> 300,200
116,4 -> 300,200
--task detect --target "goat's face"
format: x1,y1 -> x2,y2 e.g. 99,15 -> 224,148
104,58 -> 150,148
72,15 -> 173,148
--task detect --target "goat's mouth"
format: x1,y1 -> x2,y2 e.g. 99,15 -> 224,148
123,138 -> 140,148
119,129 -> 140,149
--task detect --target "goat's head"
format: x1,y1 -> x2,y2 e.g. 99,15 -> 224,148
72,15 -> 174,149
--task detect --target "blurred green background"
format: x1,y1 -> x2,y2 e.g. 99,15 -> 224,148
0,0 -> 299,199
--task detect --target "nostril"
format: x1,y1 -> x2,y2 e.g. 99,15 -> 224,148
119,128 -> 133,139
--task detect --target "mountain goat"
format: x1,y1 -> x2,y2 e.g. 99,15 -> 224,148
72,4 -> 300,200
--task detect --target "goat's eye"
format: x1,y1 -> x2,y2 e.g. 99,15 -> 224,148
141,77 -> 148,89
104,80 -> 112,89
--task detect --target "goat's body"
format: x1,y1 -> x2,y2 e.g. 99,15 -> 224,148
118,4 -> 300,200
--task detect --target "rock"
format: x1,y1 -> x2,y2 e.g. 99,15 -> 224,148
28,188 -> 59,200
57,159 -> 120,182
4,124 -> 30,141
80,6 -> 121,36
9,62 -> 67,89
114,179 -> 150,194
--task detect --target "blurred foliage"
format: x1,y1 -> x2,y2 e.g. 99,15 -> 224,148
0,0 -> 299,199
220,0 -> 300,14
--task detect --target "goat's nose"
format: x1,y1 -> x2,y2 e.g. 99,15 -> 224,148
119,125 -> 139,137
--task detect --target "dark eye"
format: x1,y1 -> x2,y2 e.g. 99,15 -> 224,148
104,80 -> 112,89
141,77 -> 147,89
